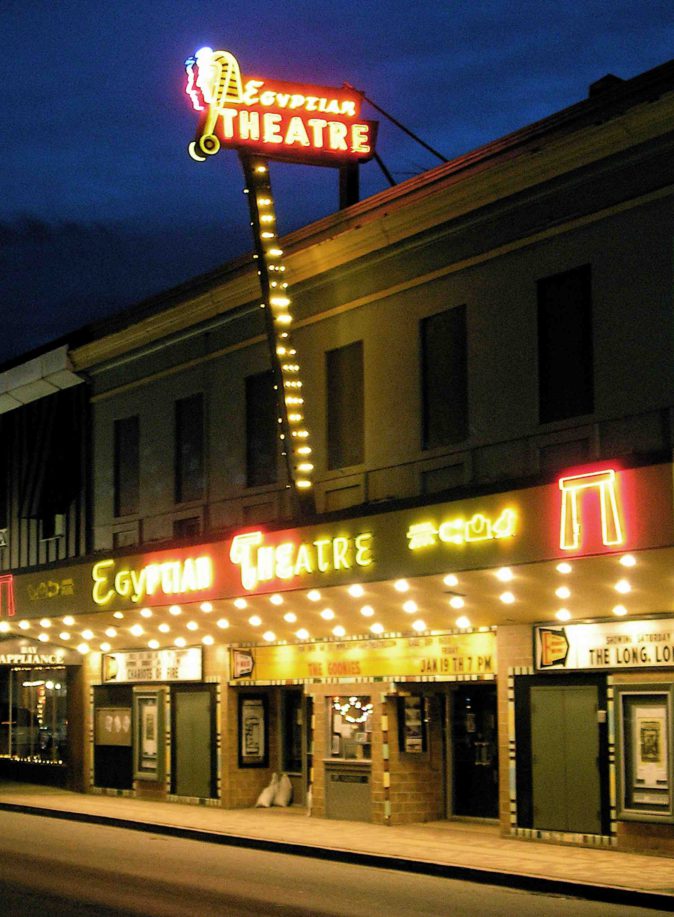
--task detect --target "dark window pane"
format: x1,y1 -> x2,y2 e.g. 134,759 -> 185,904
173,516 -> 201,539
538,265 -> 593,423
421,306 -> 468,449
114,416 -> 139,517
282,690 -> 303,772
327,342 -> 364,470
175,394 -> 204,503
246,371 -> 278,487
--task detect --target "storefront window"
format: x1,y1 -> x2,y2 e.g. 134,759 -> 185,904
330,696 -> 372,759
0,668 -> 67,763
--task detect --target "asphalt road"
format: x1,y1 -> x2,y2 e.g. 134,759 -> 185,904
0,810 -> 669,917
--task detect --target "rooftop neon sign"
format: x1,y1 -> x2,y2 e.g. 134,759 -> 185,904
184,48 -> 378,165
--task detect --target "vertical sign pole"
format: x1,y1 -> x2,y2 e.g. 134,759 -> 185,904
239,153 -> 316,518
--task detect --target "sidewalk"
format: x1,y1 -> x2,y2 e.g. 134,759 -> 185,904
0,782 -> 672,911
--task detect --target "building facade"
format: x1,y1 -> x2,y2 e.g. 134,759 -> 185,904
1,59 -> 674,855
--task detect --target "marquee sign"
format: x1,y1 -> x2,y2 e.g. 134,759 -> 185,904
8,462 -> 674,617
230,630 -> 496,683
184,47 -> 378,165
102,647 -> 203,683
536,619 -> 674,671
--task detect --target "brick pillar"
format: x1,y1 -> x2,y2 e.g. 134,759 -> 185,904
496,625 -> 533,835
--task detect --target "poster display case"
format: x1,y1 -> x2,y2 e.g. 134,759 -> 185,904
238,694 -> 268,768
616,685 -> 673,822
133,687 -> 166,781
397,694 -> 428,754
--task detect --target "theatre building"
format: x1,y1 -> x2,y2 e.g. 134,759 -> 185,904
1,57 -> 674,856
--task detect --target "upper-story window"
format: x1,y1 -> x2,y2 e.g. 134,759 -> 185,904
327,341 -> 364,470
538,264 -> 594,423
421,305 -> 468,449
113,415 -> 139,517
175,394 -> 204,504
246,370 -> 278,487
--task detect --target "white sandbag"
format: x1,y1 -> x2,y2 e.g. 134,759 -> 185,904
273,772 -> 293,807
255,772 -> 278,807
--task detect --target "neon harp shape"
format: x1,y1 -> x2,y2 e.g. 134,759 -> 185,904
558,469 -> 624,551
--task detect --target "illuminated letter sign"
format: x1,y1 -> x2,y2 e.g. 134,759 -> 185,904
184,47 -> 378,166
229,530 -> 373,591
92,556 -> 214,606
406,509 -> 517,551
558,469 -> 624,551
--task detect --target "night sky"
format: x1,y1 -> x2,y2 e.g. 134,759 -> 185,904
1,1 -> 672,365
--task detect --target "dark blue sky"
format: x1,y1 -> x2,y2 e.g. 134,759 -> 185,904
1,0 -> 672,364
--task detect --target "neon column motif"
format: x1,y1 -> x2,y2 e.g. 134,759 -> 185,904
558,469 -> 624,551
0,574 -> 15,616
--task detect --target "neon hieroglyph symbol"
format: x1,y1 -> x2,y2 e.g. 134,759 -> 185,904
185,47 -> 245,160
558,469 -> 624,551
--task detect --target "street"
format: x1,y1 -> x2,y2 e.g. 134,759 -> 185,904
0,811 -> 669,916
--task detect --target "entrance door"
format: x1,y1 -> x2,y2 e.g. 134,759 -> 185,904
173,687 -> 214,798
451,685 -> 498,818
530,685 -> 600,834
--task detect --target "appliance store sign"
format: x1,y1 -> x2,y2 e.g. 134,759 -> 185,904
536,619 -> 674,671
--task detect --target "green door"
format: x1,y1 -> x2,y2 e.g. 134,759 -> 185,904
173,688 -> 214,798
531,685 -> 601,834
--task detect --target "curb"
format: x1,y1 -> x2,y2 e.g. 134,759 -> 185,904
0,801 -> 672,912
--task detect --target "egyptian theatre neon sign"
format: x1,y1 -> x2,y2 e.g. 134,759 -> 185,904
184,48 -> 378,165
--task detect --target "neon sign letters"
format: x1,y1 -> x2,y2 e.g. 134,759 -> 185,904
229,530 -> 373,591
558,469 -> 624,551
184,48 -> 378,165
92,556 -> 213,606
406,509 -> 517,551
